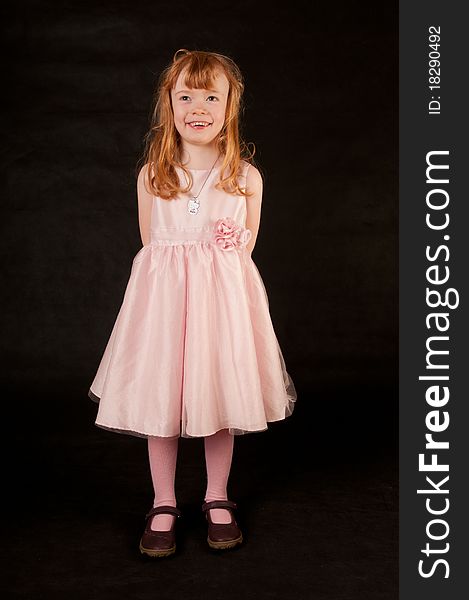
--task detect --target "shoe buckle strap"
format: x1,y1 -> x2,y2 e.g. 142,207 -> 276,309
201,500 -> 238,512
145,505 -> 182,519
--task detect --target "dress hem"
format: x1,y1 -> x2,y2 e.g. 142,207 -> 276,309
88,388 -> 296,439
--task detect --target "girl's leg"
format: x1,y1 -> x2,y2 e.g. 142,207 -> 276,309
203,428 -> 235,524
147,435 -> 179,531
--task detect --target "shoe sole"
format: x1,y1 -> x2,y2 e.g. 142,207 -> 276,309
139,541 -> 176,558
207,532 -> 243,550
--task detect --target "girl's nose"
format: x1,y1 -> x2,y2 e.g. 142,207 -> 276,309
192,101 -> 207,113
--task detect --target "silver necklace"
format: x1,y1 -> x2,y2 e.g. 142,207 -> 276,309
187,154 -> 220,215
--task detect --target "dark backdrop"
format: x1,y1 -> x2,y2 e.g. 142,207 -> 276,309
2,1 -> 398,598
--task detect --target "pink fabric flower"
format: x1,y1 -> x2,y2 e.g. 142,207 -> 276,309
213,217 -> 252,251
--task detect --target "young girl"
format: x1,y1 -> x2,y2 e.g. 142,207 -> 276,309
88,48 -> 297,558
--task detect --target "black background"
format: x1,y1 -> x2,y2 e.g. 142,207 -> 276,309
2,1 -> 397,598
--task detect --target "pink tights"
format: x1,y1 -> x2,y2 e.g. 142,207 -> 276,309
147,428 -> 234,531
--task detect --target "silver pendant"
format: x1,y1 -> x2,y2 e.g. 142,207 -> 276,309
188,197 -> 200,215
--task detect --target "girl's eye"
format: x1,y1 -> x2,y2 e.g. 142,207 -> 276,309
179,95 -> 218,101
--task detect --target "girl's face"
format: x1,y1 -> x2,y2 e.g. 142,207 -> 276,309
171,68 -> 230,151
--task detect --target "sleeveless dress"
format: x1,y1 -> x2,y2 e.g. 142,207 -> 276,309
88,159 -> 297,438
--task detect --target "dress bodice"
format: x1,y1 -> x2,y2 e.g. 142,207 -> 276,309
150,160 -> 250,244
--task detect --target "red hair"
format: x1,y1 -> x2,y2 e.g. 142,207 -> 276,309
137,48 -> 258,200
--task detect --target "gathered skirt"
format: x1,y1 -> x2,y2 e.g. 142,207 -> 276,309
88,240 -> 297,438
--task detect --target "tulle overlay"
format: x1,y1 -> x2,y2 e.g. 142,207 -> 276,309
88,161 -> 297,438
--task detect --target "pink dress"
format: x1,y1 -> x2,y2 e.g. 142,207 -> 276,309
88,160 -> 297,438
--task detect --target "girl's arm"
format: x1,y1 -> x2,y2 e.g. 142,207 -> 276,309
137,164 -> 153,247
245,165 -> 263,255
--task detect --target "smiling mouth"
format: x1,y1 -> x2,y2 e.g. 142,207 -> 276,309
187,122 -> 212,129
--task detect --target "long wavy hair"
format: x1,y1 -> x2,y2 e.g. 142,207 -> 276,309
136,48 -> 258,200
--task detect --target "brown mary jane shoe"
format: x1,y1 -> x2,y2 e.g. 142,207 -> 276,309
139,505 -> 182,558
201,500 -> 243,550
